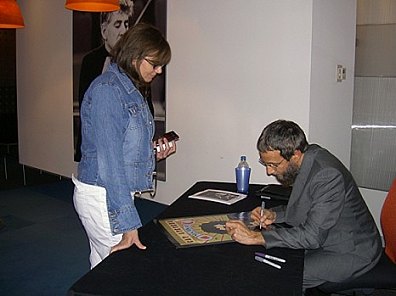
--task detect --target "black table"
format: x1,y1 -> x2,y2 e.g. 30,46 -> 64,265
68,181 -> 304,296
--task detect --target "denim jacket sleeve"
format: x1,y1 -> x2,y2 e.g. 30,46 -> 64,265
91,83 -> 142,235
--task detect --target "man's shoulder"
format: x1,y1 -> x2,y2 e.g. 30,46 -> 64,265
82,45 -> 108,64
303,144 -> 351,182
306,144 -> 325,153
306,144 -> 336,162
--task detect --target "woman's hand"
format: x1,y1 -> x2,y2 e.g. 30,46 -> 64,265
110,229 -> 146,254
154,137 -> 176,161
225,220 -> 265,245
251,207 -> 276,229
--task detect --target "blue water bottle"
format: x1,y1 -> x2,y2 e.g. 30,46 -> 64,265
235,155 -> 251,194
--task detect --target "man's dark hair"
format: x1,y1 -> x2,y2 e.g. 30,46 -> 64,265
100,4 -> 132,27
257,120 -> 308,160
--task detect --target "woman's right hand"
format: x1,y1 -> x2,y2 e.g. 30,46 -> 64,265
110,229 -> 146,254
251,207 -> 276,229
154,137 -> 176,160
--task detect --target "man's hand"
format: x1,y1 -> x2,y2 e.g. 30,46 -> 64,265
110,229 -> 146,254
225,220 -> 265,245
154,137 -> 176,160
251,207 -> 276,229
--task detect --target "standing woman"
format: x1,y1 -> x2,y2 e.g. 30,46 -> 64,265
73,23 -> 175,268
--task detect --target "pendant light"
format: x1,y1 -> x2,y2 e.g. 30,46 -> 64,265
65,0 -> 120,12
0,0 -> 25,29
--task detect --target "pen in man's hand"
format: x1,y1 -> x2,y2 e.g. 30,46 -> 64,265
260,201 -> 265,230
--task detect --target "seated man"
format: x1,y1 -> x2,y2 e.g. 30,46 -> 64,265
226,119 -> 382,290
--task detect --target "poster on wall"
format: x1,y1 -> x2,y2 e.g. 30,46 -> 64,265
72,0 -> 168,179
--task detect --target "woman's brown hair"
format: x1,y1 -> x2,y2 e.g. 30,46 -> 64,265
111,23 -> 171,88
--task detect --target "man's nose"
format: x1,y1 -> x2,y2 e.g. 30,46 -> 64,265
120,26 -> 128,35
266,166 -> 275,176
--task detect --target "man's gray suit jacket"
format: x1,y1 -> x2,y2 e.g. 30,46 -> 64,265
264,144 -> 382,283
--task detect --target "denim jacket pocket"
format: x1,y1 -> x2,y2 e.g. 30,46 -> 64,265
126,102 -> 143,130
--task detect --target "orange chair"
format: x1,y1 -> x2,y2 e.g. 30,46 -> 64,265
381,179 -> 396,264
316,179 -> 396,295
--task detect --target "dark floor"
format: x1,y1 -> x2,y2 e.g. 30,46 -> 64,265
0,151 -> 89,295
0,146 -> 167,296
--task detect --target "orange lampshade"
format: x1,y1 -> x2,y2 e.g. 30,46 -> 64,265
65,0 -> 120,12
0,0 -> 25,29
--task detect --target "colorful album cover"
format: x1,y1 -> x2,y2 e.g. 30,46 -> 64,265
156,212 -> 256,248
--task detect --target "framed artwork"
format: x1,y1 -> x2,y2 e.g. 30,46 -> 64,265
156,212 -> 256,248
72,0 -> 168,180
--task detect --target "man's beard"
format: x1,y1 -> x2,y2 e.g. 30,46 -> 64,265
275,162 -> 299,187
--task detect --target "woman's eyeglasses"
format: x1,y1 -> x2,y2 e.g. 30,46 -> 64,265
144,58 -> 164,71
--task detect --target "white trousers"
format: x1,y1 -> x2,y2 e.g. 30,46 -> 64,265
72,175 -> 122,269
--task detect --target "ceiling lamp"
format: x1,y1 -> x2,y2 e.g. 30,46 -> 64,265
65,0 -> 120,12
0,0 -> 25,29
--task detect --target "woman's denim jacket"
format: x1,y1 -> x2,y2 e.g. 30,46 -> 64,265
77,63 -> 155,235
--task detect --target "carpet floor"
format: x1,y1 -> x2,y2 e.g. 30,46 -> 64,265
0,179 -> 167,296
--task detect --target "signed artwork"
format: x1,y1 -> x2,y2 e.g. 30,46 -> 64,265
156,212 -> 256,248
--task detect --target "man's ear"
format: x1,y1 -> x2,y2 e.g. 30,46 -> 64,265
293,150 -> 302,157
101,25 -> 107,41
292,150 -> 303,164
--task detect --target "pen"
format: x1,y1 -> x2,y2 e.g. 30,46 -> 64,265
255,252 -> 286,263
254,255 -> 281,269
261,195 -> 271,200
259,201 -> 265,229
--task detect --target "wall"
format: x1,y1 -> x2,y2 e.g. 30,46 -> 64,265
17,1 -> 384,228
309,0 -> 356,166
162,0 -> 313,201
17,0 -> 76,176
